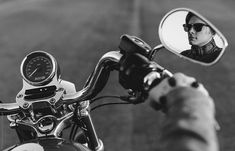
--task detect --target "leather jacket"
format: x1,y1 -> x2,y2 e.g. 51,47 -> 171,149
159,87 -> 219,151
181,39 -> 222,63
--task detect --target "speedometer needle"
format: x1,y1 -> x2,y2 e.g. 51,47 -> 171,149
29,68 -> 38,77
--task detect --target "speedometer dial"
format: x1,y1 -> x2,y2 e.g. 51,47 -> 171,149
21,51 -> 56,86
25,56 -> 53,82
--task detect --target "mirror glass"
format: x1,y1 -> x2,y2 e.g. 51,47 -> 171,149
159,8 -> 228,65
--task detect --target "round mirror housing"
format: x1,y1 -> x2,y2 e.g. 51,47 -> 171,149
159,8 -> 228,65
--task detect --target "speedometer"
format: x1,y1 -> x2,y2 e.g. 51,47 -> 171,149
21,51 -> 57,86
25,56 -> 53,82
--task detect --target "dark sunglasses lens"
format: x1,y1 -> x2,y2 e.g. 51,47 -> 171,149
183,23 -> 206,32
193,24 -> 204,32
183,24 -> 192,32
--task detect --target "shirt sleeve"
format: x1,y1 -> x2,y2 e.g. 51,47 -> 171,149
160,87 -> 219,151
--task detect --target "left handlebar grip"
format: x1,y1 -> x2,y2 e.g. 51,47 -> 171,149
0,103 -> 20,115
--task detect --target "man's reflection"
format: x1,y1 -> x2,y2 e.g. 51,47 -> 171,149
180,12 -> 222,63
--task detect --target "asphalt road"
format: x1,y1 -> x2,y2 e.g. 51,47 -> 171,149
0,0 -> 235,150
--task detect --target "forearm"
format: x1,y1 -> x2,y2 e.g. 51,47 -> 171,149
160,87 -> 219,151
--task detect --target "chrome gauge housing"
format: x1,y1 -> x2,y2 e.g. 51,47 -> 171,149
21,51 -> 58,86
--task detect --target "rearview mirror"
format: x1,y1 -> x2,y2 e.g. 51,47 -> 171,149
158,8 -> 228,65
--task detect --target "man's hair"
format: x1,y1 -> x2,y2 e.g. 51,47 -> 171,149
185,12 -> 195,25
185,12 -> 216,35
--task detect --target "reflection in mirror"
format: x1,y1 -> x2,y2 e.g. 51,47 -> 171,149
159,8 -> 228,65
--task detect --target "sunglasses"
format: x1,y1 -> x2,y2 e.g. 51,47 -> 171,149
183,23 -> 208,32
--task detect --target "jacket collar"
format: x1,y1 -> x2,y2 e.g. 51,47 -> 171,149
191,39 -> 216,56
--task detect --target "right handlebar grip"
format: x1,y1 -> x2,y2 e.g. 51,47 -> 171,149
119,53 -> 154,91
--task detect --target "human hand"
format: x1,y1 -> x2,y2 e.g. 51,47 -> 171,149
146,72 -> 209,110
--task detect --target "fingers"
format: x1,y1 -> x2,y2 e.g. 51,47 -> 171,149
147,77 -> 173,106
173,73 -> 196,87
171,73 -> 209,96
147,72 -> 210,110
196,82 -> 209,96
144,72 -> 161,87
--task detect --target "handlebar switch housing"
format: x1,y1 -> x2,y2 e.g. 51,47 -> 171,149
119,34 -> 154,60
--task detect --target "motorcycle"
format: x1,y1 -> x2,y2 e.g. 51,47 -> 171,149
0,8 -> 228,151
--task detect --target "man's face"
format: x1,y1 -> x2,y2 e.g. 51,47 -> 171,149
187,16 -> 213,46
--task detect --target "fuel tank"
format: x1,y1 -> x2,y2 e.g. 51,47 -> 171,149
3,137 -> 91,151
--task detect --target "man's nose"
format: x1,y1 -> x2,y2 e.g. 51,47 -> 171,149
189,27 -> 196,34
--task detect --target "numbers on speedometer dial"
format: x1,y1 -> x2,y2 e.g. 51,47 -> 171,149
25,56 -> 53,83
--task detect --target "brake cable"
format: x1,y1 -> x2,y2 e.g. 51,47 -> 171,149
90,95 -> 121,104
90,95 -> 131,111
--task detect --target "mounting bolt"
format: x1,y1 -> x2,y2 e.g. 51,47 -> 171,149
23,103 -> 29,109
10,122 -> 17,127
49,98 -> 56,105
128,89 -> 135,95
57,88 -> 64,92
17,94 -> 23,98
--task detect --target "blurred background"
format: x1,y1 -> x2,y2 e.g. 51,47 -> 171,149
0,0 -> 234,150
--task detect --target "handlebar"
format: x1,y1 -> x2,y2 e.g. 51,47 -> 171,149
0,103 -> 20,115
0,51 -> 122,115
0,50 -> 171,115
58,51 -> 122,104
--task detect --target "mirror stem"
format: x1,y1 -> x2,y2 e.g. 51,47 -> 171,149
153,44 -> 164,53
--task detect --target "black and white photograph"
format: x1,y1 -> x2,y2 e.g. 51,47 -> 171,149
0,0 -> 234,151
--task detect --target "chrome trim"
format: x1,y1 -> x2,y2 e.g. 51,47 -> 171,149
79,101 -> 90,117
16,86 -> 65,110
1,51 -> 122,117
96,139 -> 104,151
9,112 -> 74,138
53,112 -> 74,137
158,8 -> 228,66
62,51 -> 122,104
0,103 -> 20,115
20,51 -> 57,86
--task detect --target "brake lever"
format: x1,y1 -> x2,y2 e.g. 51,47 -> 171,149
119,62 -> 173,105
120,91 -> 147,104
